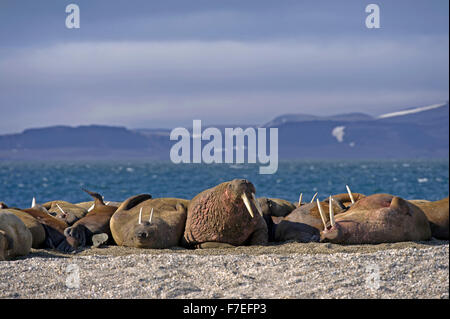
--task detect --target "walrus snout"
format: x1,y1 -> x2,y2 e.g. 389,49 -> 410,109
137,230 -> 149,239
320,224 -> 341,243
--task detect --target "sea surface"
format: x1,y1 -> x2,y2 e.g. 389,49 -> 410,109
0,159 -> 448,208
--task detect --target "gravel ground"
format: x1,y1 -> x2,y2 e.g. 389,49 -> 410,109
1,239 -> 448,299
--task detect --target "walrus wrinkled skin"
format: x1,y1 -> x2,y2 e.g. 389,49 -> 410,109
409,197 -> 449,239
64,189 -> 119,250
3,208 -> 46,248
0,211 -> 33,261
42,200 -> 88,226
110,195 -> 189,249
321,194 -> 432,244
182,179 -> 268,248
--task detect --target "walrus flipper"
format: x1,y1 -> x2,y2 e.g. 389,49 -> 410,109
116,194 -> 152,211
82,188 -> 105,206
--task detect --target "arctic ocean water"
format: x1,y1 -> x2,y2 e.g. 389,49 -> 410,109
0,159 -> 448,208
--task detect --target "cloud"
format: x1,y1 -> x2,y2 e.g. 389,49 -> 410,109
0,35 -> 448,133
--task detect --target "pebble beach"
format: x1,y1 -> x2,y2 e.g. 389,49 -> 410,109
1,239 -> 448,299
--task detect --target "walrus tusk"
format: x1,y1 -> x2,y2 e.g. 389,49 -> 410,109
329,196 -> 335,227
31,197 -> 36,208
87,203 -> 95,212
241,193 -> 255,218
346,185 -> 355,204
149,208 -> 154,223
138,207 -> 143,224
298,193 -> 303,206
316,199 -> 328,230
105,202 -> 110,206
252,193 -> 263,216
310,192 -> 318,203
55,203 -> 67,217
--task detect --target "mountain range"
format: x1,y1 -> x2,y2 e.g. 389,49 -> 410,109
1,102 -> 448,160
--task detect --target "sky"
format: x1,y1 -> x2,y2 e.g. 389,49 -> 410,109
0,0 -> 448,134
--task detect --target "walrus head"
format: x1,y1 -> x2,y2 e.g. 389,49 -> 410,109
130,203 -> 187,249
0,202 -> 8,209
223,179 -> 263,219
183,179 -> 267,247
320,194 -> 431,244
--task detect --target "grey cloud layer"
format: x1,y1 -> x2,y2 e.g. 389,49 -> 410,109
0,36 -> 448,133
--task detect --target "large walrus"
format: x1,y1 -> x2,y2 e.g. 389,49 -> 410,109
320,194 -> 431,244
0,211 -> 33,261
3,208 -> 46,248
182,179 -> 268,248
63,189 -> 119,250
409,197 -> 449,239
110,195 -> 190,249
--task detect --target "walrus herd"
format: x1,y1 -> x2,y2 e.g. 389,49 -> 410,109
0,179 -> 448,260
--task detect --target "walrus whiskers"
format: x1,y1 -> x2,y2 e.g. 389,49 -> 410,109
310,192 -> 318,203
149,208 -> 154,223
138,207 -> 143,224
316,199 -> 327,229
241,193 -> 255,218
252,193 -> 263,216
298,193 -> 303,206
329,196 -> 335,227
346,185 -> 355,204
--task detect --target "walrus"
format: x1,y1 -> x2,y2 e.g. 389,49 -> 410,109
409,197 -> 449,239
63,189 -> 119,250
21,202 -> 73,251
110,195 -> 190,249
258,197 -> 297,242
320,194 -> 432,244
182,179 -> 268,248
0,211 -> 33,261
42,200 -> 89,226
3,208 -> 46,248
283,196 -> 348,231
75,201 -> 122,212
0,202 -> 8,209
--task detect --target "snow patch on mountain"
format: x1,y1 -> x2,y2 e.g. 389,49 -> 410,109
378,103 -> 447,119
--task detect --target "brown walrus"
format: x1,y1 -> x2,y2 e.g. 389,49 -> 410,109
3,208 -> 46,248
110,195 -> 189,249
63,189 -> 119,250
257,197 -> 297,242
283,196 -> 348,231
42,200 -> 88,225
320,194 -> 431,244
409,197 -> 449,239
182,179 -> 268,248
0,211 -> 33,261
21,201 -> 73,251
